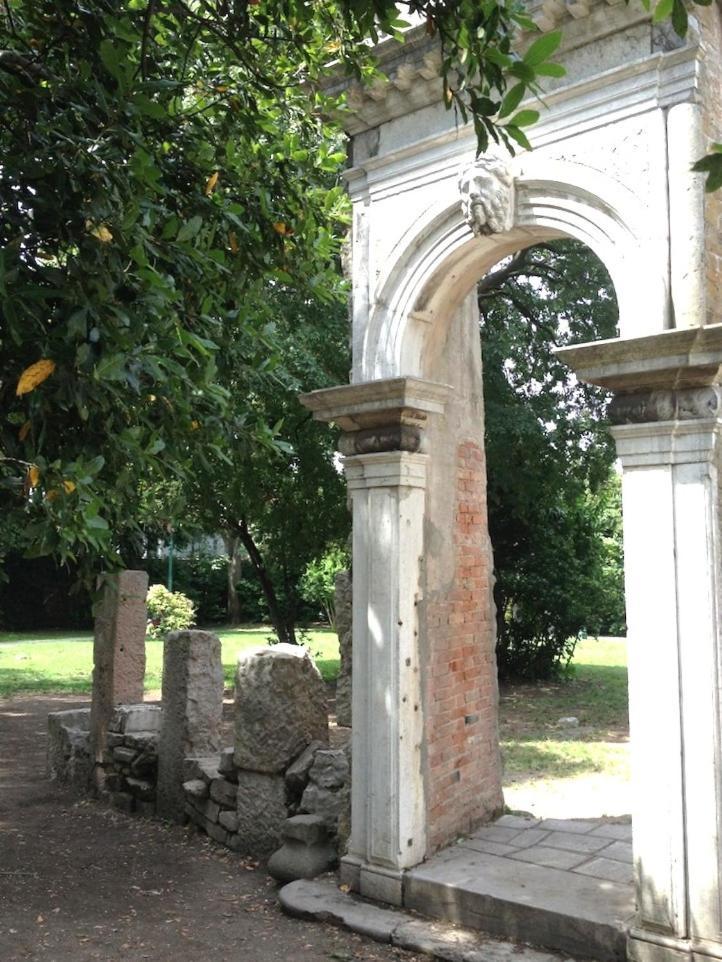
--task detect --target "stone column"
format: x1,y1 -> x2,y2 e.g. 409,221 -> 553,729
559,326 -> 722,962
90,569 -> 148,788
156,629 -> 224,822
300,377 -> 449,905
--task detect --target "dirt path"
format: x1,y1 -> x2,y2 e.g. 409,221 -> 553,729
0,695 -> 421,962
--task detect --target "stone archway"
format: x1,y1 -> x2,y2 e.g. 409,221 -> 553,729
302,7 -> 722,962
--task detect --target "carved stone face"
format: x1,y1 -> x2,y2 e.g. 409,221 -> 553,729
458,157 -> 514,236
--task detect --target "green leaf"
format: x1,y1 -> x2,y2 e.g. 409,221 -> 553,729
653,0 -> 674,22
523,31 -> 562,67
504,125 -> 533,151
670,0 -> 688,36
498,83 -> 526,120
177,216 -> 203,243
509,109 -> 540,128
535,63 -> 567,78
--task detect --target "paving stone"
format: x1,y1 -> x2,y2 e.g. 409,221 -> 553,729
509,845 -> 589,870
471,825 -> 520,845
589,822 -> 633,842
508,828 -> 550,849
602,841 -> 633,864
537,818 -> 599,835
541,831 -> 611,854
279,878 -> 406,942
495,814 -> 540,830
574,857 -> 634,885
457,838 -> 519,858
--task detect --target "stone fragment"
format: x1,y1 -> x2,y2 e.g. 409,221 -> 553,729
234,644 -> 328,774
218,747 -> 237,782
183,756 -> 220,784
333,570 -> 352,728
219,810 -> 239,833
300,782 -> 345,832
285,741 -> 325,799
188,796 -> 220,824
204,821 -> 230,846
210,777 -> 237,808
108,705 -> 162,734
124,730 -> 160,751
126,777 -> 154,800
156,630 -> 224,822
236,770 -> 288,854
308,750 -> 348,790
268,815 -> 337,883
112,746 -> 137,765
47,709 -> 92,791
106,731 -> 125,749
130,751 -> 157,776
279,878 -> 407,942
183,779 -> 208,799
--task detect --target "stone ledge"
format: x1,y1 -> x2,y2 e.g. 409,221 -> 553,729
279,878 -> 576,962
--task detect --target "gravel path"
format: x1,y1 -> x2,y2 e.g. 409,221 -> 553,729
0,694 -> 422,962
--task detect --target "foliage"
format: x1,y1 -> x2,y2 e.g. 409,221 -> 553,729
480,239 -> 625,680
146,583 -> 196,638
300,543 -> 350,628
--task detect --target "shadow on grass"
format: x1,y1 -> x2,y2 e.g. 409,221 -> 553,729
502,737 -> 629,779
0,666 -> 92,697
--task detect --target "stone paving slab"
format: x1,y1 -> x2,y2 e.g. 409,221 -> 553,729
280,879 -> 580,962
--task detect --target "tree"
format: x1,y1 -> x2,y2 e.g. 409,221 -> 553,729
479,239 -> 625,679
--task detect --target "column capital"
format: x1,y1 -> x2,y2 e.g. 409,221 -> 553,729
343,450 -> 428,490
299,377 -> 451,455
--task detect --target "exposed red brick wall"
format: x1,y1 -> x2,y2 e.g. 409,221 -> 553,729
424,440 -> 503,854
697,5 -> 722,324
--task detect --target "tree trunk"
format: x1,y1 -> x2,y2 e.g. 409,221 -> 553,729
237,519 -> 297,645
223,532 -> 243,626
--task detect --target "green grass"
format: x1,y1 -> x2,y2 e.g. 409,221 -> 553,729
500,636 -> 629,783
0,626 -> 340,697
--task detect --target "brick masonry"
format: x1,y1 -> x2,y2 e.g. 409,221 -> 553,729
424,439 -> 503,854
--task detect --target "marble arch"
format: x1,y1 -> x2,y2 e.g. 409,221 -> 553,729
302,6 -> 722,962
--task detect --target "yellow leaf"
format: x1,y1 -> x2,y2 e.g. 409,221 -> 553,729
27,465 -> 40,488
46,489 -> 59,502
205,171 -> 219,196
16,359 -> 56,396
190,420 -> 200,431
273,221 -> 289,235
63,480 -> 76,494
339,883 -> 351,893
228,231 -> 239,254
18,420 -> 31,441
87,222 -> 113,243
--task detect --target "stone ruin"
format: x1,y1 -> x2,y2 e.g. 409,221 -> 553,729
47,574 -> 351,876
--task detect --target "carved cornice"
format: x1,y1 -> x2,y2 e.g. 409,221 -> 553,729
609,387 -> 722,425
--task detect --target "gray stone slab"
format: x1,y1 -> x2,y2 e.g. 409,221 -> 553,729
405,847 -> 633,962
392,919 -> 559,962
589,822 -> 633,842
537,818 -> 600,835
457,838 -> 520,858
574,857 -> 634,885
508,828 -> 550,849
510,845 -> 589,870
541,831 -> 611,854
279,879 -> 406,942
598,841 -> 633,865
495,814 -> 540,830
471,825 -> 521,845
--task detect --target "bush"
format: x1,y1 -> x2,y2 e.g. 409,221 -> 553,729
300,544 -> 350,628
146,584 -> 196,639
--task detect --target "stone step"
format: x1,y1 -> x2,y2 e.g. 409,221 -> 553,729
404,846 -> 635,962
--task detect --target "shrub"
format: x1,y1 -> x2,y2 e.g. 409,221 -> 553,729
300,544 -> 350,629
146,584 -> 196,639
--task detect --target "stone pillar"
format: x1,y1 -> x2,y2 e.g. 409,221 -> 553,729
559,326 -> 722,962
156,629 -> 224,822
300,377 -> 449,904
89,569 -> 148,786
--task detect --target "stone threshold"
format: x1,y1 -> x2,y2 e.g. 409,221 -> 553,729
279,877 -> 587,962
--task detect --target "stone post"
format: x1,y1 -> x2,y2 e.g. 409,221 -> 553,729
89,569 -> 148,788
301,377 -> 449,905
559,326 -> 722,962
156,630 -> 224,822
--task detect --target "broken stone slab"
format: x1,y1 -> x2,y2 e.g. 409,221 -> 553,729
279,879 -> 571,962
106,731 -> 125,749
108,705 -> 162,734
157,630 -> 224,822
300,781 -> 346,833
210,777 -> 237,808
126,777 -> 154,800
123,730 -> 159,751
285,740 -> 326,798
130,751 -> 157,776
187,796 -> 220,824
268,815 -> 337,883
235,770 -> 287,855
234,644 -> 328,774
47,709 -> 92,789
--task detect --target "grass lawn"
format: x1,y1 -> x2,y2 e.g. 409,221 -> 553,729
0,626 -> 341,697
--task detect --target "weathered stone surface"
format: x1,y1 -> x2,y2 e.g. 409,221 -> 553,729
234,644 -> 328,774
183,756 -> 220,784
187,796 -> 220,824
157,630 -> 224,822
267,835 -> 336,883
285,740 -> 325,799
219,810 -> 239,833
111,791 -> 135,814
218,746 -> 237,781
182,779 -> 208,799
236,770 -> 287,854
89,571 -> 148,788
308,750 -> 348,790
47,709 -> 92,790
210,777 -> 237,808
112,746 -> 136,765
109,705 -> 162,734
333,570 -> 352,728
278,878 -> 405,942
300,782 -> 345,832
284,815 -> 327,845
126,777 -> 154,800
135,800 -> 156,819
130,751 -> 157,776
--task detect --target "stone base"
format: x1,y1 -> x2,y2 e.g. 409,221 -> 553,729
340,855 -> 404,906
628,930 -> 722,962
